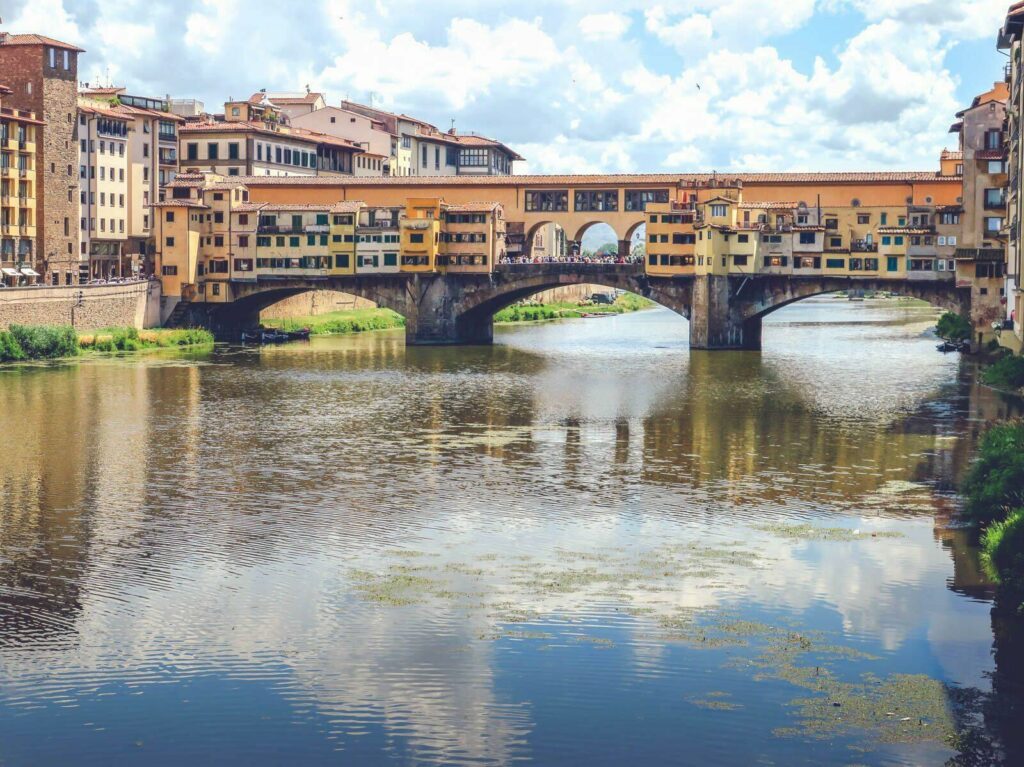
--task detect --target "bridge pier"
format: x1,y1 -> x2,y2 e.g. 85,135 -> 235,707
688,275 -> 762,351
405,275 -> 494,345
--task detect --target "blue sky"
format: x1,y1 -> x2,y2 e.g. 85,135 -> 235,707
2,0 -> 1013,174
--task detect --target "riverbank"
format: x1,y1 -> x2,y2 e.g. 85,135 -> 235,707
0,324 -> 213,363
262,307 -> 406,336
495,293 -> 654,323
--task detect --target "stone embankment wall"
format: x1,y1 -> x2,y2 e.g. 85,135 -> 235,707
532,284 -> 614,303
259,289 -> 376,320
0,281 -> 160,331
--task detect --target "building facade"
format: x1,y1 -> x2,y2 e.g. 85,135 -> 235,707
179,98 -> 363,178
0,33 -> 83,284
0,83 -> 41,286
949,82 -> 1010,333
1001,3 -> 1024,343
337,99 -> 522,177
77,104 -> 130,280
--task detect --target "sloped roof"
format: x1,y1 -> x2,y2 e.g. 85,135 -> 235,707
0,33 -> 84,52
447,202 -> 502,212
230,171 -> 961,188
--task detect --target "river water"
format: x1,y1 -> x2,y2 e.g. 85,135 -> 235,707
1,298 -> 1022,766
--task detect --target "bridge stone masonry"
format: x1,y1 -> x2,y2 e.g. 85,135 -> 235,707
172,264 -> 972,351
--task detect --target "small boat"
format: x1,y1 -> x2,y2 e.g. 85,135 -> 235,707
285,328 -> 311,341
241,329 -> 263,343
260,330 -> 291,344
936,341 -> 958,353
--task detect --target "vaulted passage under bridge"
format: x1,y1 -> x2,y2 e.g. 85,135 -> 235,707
171,264 -> 972,351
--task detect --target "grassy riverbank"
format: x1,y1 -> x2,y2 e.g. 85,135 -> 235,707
0,324 -> 213,362
495,293 -> 654,323
981,353 -> 1024,394
262,307 -> 406,336
963,419 -> 1024,604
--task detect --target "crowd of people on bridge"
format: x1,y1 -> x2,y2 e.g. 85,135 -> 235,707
499,255 -> 643,266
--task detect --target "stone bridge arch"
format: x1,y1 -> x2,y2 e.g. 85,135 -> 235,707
734,275 -> 971,322
175,274 -> 421,338
450,264 -> 693,344
686,274 -> 973,351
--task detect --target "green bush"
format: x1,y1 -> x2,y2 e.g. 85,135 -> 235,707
8,324 -> 78,359
0,330 -> 25,362
962,420 -> 1024,526
982,509 -> 1024,590
982,355 -> 1024,391
936,312 -> 972,342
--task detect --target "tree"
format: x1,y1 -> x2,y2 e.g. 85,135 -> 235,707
936,311 -> 972,342
963,420 -> 1024,526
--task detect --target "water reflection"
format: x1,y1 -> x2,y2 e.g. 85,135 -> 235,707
0,299 -> 1021,765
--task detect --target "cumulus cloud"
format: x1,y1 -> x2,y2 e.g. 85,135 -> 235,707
0,0 -> 1007,174
578,12 -> 632,42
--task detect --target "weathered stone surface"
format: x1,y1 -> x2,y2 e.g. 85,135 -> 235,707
169,266 -> 972,350
0,281 -> 158,331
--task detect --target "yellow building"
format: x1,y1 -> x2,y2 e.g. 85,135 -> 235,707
153,172 -> 247,303
438,202 -> 505,273
400,198 -> 443,272
153,172 -> 368,304
644,199 -> 696,276
0,83 -> 40,286
330,201 -> 360,275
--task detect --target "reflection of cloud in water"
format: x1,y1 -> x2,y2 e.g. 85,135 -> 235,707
764,299 -> 956,424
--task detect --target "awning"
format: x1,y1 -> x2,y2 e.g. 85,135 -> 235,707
954,248 -> 1004,261
19,268 -> 40,277
1,267 -> 20,277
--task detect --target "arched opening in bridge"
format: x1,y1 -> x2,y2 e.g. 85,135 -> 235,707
627,222 -> 646,262
526,222 -> 567,262
749,285 -> 959,353
258,289 -> 383,324
576,222 -> 620,261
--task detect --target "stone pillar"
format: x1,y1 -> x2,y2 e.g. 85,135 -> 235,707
688,274 -> 762,351
618,239 -> 631,259
405,275 -> 493,345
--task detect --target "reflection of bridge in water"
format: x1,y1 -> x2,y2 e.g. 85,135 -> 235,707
175,263 -> 972,350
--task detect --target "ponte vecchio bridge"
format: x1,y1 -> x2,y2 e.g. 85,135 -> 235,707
164,170 -> 977,349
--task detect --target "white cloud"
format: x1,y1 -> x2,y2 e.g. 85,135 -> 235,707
645,0 -> 816,59
0,0 -> 1004,174
831,0 -> 1008,39
185,0 -> 241,54
578,12 -> 632,42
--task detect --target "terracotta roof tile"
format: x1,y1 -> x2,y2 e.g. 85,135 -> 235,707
232,171 -> 960,188
266,93 -> 324,105
78,104 -> 131,121
447,202 -> 502,212
0,33 -> 84,52
877,227 -> 934,235
739,201 -> 798,209
150,199 -> 208,208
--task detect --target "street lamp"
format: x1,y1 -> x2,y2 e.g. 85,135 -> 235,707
70,290 -> 84,328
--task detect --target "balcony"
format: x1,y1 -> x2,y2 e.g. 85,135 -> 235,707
304,224 -> 329,234
851,241 -> 878,253
257,225 -> 304,234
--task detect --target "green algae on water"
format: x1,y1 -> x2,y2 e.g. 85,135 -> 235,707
757,523 -> 904,541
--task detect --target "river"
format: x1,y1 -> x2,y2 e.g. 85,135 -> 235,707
1,298 -> 1022,766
